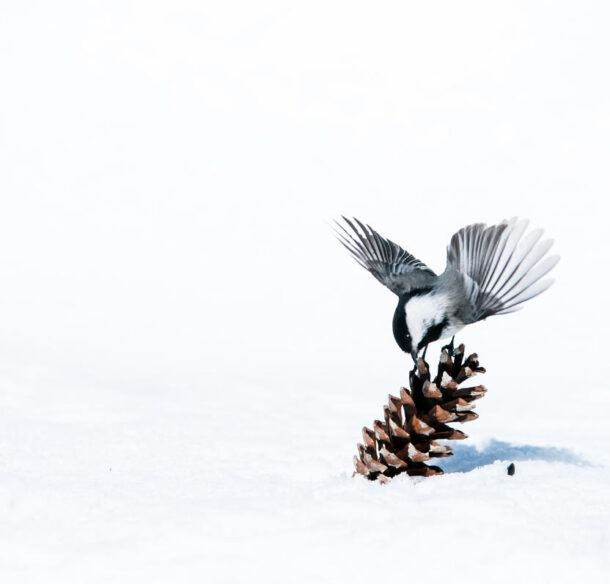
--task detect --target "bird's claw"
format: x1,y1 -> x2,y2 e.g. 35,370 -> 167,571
441,336 -> 456,356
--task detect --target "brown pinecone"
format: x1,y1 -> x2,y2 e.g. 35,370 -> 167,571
354,344 -> 487,482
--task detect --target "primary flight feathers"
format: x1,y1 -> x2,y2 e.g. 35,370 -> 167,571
333,217 -> 436,296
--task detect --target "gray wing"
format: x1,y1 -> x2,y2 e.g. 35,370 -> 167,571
334,217 -> 436,296
445,218 -> 559,322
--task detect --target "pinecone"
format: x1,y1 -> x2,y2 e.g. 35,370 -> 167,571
354,344 -> 487,482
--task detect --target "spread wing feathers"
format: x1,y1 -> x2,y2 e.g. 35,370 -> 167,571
334,217 -> 436,296
446,218 -> 559,322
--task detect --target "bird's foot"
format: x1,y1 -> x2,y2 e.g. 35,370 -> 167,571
441,336 -> 456,356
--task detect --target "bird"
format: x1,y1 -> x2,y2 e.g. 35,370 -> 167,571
334,217 -> 559,363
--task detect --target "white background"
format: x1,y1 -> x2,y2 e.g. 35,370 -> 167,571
1,2 -> 609,582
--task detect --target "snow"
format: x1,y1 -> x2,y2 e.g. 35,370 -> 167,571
1,1 -> 610,582
2,378 -> 609,582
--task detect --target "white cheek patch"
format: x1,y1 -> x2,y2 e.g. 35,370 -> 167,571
405,294 -> 448,347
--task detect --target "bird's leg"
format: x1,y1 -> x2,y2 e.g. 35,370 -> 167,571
410,357 -> 418,376
441,336 -> 455,355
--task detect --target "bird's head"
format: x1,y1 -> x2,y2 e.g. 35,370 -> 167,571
393,291 -> 449,362
392,296 -> 417,361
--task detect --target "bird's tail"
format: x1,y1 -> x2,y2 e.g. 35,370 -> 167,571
446,218 -> 559,321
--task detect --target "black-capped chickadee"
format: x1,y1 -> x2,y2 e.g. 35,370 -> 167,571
334,217 -> 558,362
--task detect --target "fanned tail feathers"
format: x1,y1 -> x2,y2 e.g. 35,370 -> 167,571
447,218 -> 559,321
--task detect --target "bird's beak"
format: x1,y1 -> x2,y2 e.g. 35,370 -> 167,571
411,350 -> 419,363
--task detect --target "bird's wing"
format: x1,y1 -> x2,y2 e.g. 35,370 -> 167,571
445,218 -> 559,322
334,217 -> 436,296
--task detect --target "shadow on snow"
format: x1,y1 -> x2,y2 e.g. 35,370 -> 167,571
440,439 -> 587,474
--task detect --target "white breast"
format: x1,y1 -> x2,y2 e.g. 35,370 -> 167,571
405,293 -> 449,347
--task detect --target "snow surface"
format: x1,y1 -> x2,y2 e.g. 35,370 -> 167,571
1,1 -> 610,582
